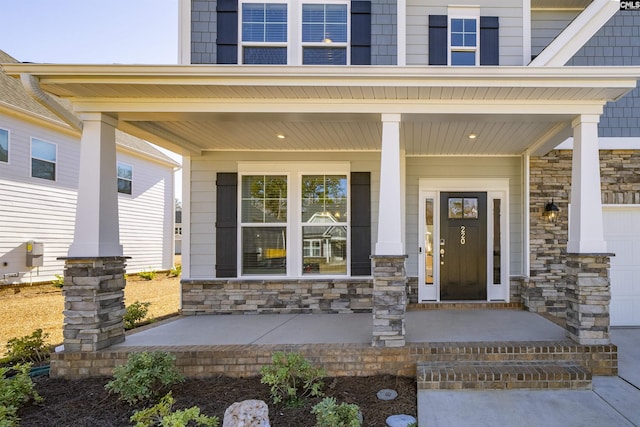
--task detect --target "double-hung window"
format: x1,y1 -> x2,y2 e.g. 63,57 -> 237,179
0,128 -> 8,163
449,17 -> 478,66
117,162 -> 133,195
31,138 -> 56,181
302,2 -> 348,65
241,2 -> 288,64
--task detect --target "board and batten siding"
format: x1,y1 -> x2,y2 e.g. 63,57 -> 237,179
406,0 -> 523,66
531,10 -> 580,59
188,151 -> 380,279
405,156 -> 524,277
0,113 -> 174,283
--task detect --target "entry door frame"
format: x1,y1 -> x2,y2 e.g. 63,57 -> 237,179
418,178 -> 510,302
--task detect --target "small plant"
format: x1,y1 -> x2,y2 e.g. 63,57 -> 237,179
260,351 -> 325,407
138,269 -> 157,281
168,264 -> 182,278
407,423 -> 418,427
105,351 -> 184,405
52,274 -> 65,289
124,301 -> 152,330
130,392 -> 219,427
0,363 -> 43,426
4,329 -> 50,364
312,397 -> 362,427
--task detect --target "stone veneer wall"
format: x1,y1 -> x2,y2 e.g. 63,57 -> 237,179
528,149 -> 640,318
181,279 -> 373,314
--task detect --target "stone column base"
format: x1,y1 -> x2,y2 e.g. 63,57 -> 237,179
371,255 -> 407,348
565,253 -> 612,345
61,257 -> 127,352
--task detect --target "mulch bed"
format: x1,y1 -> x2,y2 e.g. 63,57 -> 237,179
19,375 -> 417,426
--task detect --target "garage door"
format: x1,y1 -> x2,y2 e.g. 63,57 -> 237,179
604,206 -> 640,326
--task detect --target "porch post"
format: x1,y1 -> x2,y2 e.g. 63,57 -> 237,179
565,114 -> 612,345
62,113 -> 127,352
372,114 -> 407,348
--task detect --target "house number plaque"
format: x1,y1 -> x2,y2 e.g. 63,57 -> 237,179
460,226 -> 466,245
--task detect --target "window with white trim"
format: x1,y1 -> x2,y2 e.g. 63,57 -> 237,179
117,162 -> 133,195
31,138 -> 56,181
238,163 -> 349,277
301,2 -> 348,65
241,2 -> 288,64
449,17 -> 478,65
0,128 -> 8,163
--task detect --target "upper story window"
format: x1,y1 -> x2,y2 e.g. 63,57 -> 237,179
449,17 -> 478,66
0,128 -> 8,163
302,3 -> 348,65
117,162 -> 133,195
241,2 -> 288,64
31,138 -> 56,181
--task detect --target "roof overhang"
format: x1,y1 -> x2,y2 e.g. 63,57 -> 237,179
2,64 -> 639,157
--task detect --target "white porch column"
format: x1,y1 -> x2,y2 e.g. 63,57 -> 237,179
375,114 -> 404,255
68,113 -> 123,257
567,114 -> 606,253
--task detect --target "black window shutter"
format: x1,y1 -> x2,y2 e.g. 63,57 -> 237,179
350,172 -> 371,276
216,173 -> 237,277
351,1 -> 371,65
428,15 -> 448,65
480,16 -> 499,65
217,0 -> 238,64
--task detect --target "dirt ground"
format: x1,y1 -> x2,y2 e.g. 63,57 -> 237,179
19,374 -> 417,426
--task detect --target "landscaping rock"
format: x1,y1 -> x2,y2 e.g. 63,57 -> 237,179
377,388 -> 398,401
386,414 -> 417,427
223,399 -> 270,427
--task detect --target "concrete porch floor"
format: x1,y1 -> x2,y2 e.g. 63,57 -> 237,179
113,309 -> 567,347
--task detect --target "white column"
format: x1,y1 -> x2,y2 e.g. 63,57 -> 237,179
375,114 -> 404,255
68,113 -> 123,257
567,114 -> 607,253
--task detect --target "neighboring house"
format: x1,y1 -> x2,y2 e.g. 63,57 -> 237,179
2,0 -> 640,352
0,50 -> 180,284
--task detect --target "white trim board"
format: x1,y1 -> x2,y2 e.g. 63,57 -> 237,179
556,137 -> 640,150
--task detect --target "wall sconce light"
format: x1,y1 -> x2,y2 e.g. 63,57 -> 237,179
543,199 -> 560,223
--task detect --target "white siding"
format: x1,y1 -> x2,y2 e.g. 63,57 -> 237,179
531,10 -> 579,58
188,151 -> 380,279
406,0 -> 524,66
405,156 -> 524,277
0,113 -> 174,284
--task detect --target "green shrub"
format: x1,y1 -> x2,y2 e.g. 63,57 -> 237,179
312,397 -> 362,427
138,269 -> 157,281
168,265 -> 182,278
51,275 -> 65,289
130,392 -> 219,427
260,351 -> 325,407
105,351 -> 184,405
4,329 -> 50,364
124,301 -> 152,330
0,363 -> 43,427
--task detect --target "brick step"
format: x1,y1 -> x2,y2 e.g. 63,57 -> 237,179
417,361 -> 592,390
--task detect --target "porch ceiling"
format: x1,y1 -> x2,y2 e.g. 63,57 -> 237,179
2,64 -> 639,156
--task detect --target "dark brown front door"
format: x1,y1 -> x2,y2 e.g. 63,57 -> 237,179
440,192 -> 487,300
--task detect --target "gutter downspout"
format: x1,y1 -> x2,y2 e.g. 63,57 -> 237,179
20,73 -> 83,132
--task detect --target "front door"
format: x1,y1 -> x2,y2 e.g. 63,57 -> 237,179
439,192 -> 487,300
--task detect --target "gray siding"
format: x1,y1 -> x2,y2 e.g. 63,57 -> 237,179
371,0 -> 397,65
191,0 -> 218,64
567,11 -> 640,137
406,0 -> 524,66
531,10 -> 580,59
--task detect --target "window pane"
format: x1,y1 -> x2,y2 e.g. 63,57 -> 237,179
242,227 -> 287,274
242,175 -> 287,223
493,199 -> 501,284
0,129 -> 7,162
464,19 -> 476,32
425,198 -> 434,285
302,23 -> 325,42
118,178 -> 132,195
325,24 -> 347,42
32,139 -> 56,161
303,47 -> 347,65
451,51 -> 475,66
451,19 -> 464,32
302,4 -> 324,22
242,3 -> 287,42
243,23 -> 265,42
32,158 -> 55,180
118,163 -> 132,180
464,34 -> 476,47
302,4 -> 346,43
451,33 -> 463,47
301,175 -> 347,222
244,47 -> 287,64
302,226 -> 347,274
